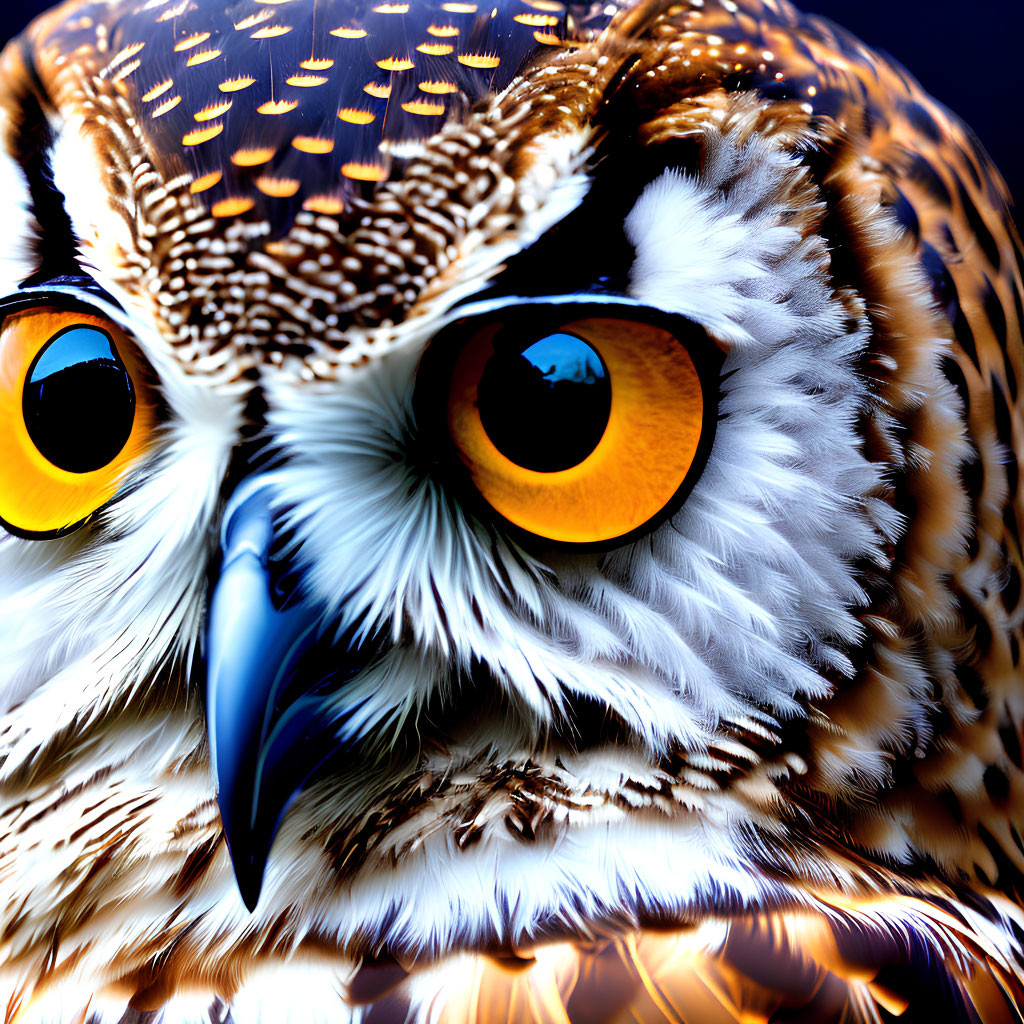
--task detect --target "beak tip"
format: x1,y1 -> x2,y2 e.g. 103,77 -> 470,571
238,878 -> 263,915
223,830 -> 269,913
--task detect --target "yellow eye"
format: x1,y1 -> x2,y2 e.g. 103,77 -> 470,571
0,305 -> 154,538
428,305 -> 719,545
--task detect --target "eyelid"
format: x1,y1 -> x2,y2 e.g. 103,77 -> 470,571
439,293 -> 656,331
2,287 -> 132,335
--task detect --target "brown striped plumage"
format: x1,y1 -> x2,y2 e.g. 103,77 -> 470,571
1,0 -> 1022,1021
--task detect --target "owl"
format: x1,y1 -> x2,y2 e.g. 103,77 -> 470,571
0,0 -> 1022,1020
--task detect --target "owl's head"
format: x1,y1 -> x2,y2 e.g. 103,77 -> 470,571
1,0 -> 1018,1007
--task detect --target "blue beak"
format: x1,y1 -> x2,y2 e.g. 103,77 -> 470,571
205,475 -> 362,910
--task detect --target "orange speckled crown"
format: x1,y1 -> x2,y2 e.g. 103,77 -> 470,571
35,0 -> 621,226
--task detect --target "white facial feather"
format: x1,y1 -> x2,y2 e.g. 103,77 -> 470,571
48,119 -> 145,283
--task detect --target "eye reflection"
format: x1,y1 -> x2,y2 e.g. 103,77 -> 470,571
477,331 -> 611,472
23,325 -> 136,474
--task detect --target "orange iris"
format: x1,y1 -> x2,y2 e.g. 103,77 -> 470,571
0,306 -> 154,537
438,311 -> 716,545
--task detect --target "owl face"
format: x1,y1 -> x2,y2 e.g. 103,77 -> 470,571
2,0 -> 1021,1016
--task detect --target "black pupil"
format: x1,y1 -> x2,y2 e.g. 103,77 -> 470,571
477,332 -> 611,472
23,326 -> 136,474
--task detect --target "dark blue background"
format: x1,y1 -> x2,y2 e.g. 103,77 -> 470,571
1,0 -> 1020,205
